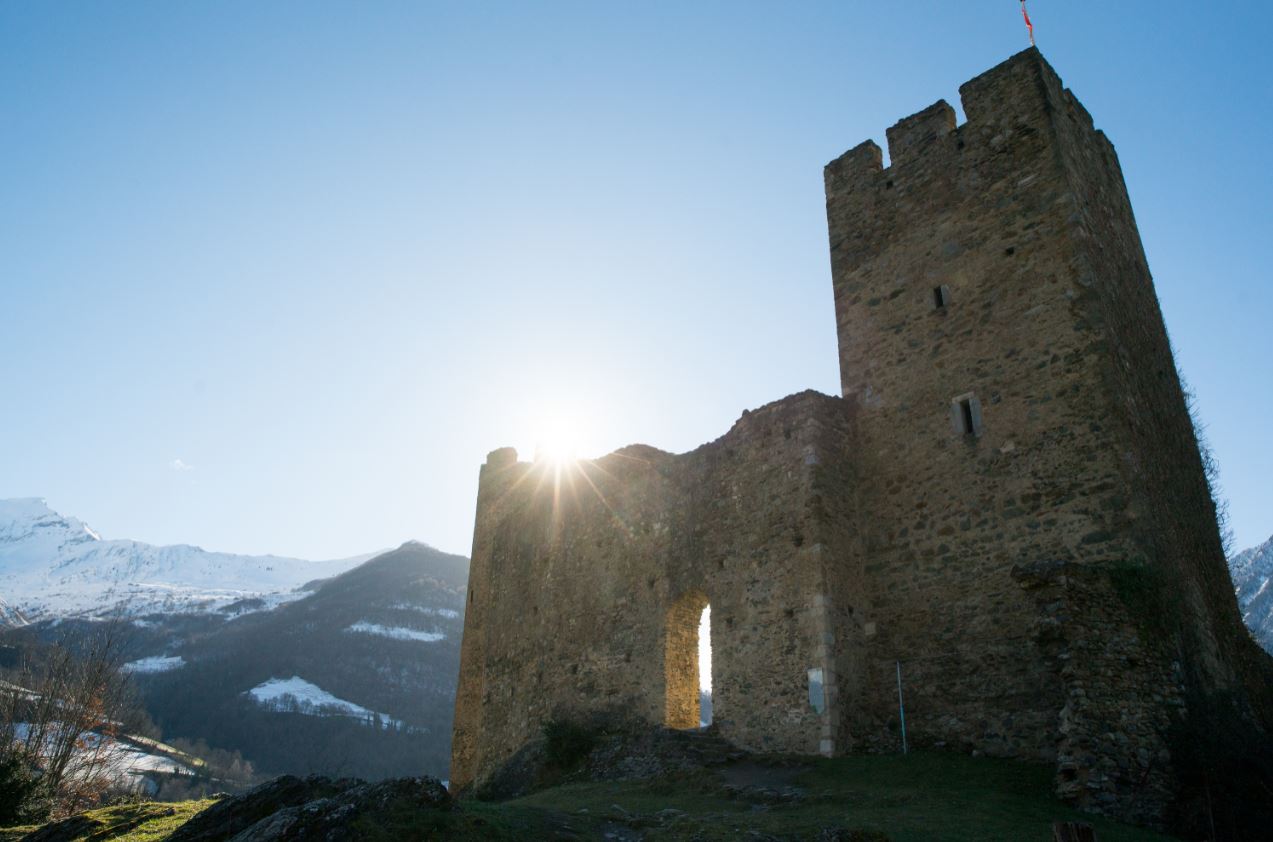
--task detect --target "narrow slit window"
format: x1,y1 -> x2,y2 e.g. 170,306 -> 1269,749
808,667 -> 826,715
951,393 -> 983,437
932,285 -> 950,309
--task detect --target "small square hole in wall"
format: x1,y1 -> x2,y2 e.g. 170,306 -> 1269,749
951,393 -> 983,437
932,285 -> 950,309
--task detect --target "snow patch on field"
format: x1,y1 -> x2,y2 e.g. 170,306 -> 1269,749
346,621 -> 445,642
122,655 -> 185,674
390,602 -> 459,620
246,676 -> 400,728
13,723 -> 197,794
222,590 -> 312,619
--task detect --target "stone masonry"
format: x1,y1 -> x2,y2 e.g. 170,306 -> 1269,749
451,50 -> 1272,824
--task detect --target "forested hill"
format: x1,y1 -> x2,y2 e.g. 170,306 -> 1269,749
135,542 -> 467,780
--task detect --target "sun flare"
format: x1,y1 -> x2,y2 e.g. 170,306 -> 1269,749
532,409 -> 585,466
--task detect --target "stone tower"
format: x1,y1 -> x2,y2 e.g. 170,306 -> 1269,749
451,49 -> 1270,824
820,46 -> 1270,818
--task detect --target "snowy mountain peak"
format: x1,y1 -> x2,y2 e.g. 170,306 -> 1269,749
0,497 -> 102,548
0,497 -> 60,518
1230,534 -> 1273,654
0,497 -> 376,621
1231,534 -> 1273,584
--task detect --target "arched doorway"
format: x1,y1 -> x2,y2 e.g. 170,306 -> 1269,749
664,590 -> 711,729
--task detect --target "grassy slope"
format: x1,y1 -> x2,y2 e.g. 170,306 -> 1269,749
0,754 -> 1176,840
508,753 -> 1174,841
0,800 -> 216,842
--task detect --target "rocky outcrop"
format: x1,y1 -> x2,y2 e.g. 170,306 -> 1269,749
167,775 -> 450,841
477,722 -> 746,801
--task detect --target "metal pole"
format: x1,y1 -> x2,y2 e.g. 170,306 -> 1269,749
895,660 -> 908,755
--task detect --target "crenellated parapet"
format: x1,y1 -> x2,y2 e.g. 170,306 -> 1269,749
885,100 -> 956,164
825,48 -> 1106,202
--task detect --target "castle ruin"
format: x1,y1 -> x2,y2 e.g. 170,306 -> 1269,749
451,49 -> 1271,822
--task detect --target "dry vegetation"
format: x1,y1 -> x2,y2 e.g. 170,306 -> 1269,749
1,623 -> 155,823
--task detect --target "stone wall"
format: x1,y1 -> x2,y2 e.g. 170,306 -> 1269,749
451,392 -> 860,790
451,48 -> 1272,828
825,47 -> 1140,772
823,48 -> 1265,821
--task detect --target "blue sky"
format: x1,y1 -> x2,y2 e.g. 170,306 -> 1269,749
2,2 -> 1270,559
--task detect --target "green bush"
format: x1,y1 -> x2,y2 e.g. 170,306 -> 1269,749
0,752 -> 51,826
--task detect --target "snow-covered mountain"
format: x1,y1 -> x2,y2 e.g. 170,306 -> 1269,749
0,498 -> 376,620
1230,534 -> 1273,655
0,595 -> 27,628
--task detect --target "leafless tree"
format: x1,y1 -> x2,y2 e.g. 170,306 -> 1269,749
0,621 -> 142,817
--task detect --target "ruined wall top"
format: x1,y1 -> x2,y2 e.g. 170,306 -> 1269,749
484,447 -> 519,468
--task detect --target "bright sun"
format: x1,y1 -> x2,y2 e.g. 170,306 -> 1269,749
532,410 -> 584,465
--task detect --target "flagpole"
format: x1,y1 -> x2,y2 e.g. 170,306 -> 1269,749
896,660 -> 908,755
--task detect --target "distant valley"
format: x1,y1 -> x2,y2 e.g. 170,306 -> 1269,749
0,499 -> 466,782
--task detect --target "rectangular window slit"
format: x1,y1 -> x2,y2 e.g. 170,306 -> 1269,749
932,285 -> 950,309
808,667 -> 826,715
951,392 -> 982,437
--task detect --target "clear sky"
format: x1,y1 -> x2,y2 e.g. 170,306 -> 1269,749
2,2 -> 1270,560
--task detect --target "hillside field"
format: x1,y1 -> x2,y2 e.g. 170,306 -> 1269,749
1,752 -> 1175,841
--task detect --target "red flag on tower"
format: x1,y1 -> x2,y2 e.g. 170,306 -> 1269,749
1020,1 -> 1036,46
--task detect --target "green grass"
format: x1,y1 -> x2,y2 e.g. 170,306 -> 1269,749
348,798 -> 573,840
507,752 -> 1175,841
0,799 -> 217,842
0,754 -> 1178,840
